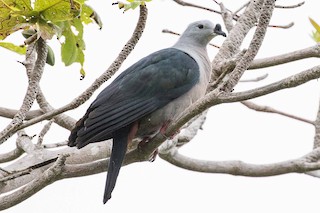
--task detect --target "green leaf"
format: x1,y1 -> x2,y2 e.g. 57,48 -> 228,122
61,23 -> 78,66
34,0 -> 81,22
60,19 -> 85,66
46,44 -> 55,66
81,4 -> 103,29
0,0 -> 29,39
0,41 -> 26,54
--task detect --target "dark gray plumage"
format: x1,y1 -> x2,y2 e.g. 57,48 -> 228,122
68,20 -> 226,204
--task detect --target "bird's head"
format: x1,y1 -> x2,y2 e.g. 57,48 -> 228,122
179,20 -> 226,47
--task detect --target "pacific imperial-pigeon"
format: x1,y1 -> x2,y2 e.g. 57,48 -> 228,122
68,20 -> 226,203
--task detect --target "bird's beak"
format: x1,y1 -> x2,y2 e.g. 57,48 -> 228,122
214,24 -> 226,37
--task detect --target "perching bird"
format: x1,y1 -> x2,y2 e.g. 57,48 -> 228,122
68,20 -> 226,204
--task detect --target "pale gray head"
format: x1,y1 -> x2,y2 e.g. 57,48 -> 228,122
178,20 -> 226,47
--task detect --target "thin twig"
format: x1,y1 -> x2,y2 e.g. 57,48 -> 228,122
172,0 -> 220,14
239,73 -> 268,82
275,1 -> 305,9
162,29 -> 220,48
241,101 -> 315,125
233,1 -> 250,16
37,119 -> 54,146
268,22 -> 294,29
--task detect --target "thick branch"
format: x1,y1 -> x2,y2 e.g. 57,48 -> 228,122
249,44 -> 320,70
212,0 -> 265,80
0,155 -> 67,211
221,0 -> 275,91
159,147 -> 320,176
0,39 -> 48,143
0,107 -> 43,120
313,98 -> 320,149
0,148 -> 23,164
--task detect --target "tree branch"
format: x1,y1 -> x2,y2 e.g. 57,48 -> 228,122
313,97 -> 320,149
249,44 -> 320,70
0,107 -> 43,120
221,0 -> 275,91
0,155 -> 67,211
212,0 -> 265,80
241,101 -> 315,125
172,0 -> 221,14
275,1 -> 305,9
0,39 -> 48,144
159,147 -> 320,176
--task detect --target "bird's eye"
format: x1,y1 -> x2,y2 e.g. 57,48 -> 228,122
197,24 -> 204,29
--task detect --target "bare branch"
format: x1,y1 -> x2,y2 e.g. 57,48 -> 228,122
275,1 -> 305,9
233,1 -> 250,16
268,22 -> 294,29
12,5 -> 148,134
0,107 -> 43,120
0,155 -> 66,211
249,44 -> 320,70
36,88 -> 76,130
221,0 -> 275,92
0,38 -> 48,144
313,98 -> 320,149
37,120 -> 54,146
159,147 -> 320,176
239,73 -> 268,82
219,2 -> 234,32
172,0 -> 221,14
241,101 -> 315,125
162,29 -> 220,48
212,0 -> 265,80
220,65 -> 320,103
0,157 -> 58,183
0,148 -> 23,164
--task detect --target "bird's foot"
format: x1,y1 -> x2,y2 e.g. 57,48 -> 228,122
148,149 -> 158,162
160,123 -> 180,140
137,137 -> 158,162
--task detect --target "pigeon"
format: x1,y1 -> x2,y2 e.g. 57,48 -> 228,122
68,20 -> 226,203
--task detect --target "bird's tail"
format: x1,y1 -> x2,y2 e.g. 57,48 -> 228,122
103,126 -> 130,204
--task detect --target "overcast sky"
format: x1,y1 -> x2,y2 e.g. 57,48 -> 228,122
1,0 -> 320,212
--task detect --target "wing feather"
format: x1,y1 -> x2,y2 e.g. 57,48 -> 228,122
69,48 -> 200,148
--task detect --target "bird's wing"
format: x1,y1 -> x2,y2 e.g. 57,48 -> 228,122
68,48 -> 200,148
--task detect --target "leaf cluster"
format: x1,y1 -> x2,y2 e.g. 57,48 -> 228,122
0,0 -> 102,78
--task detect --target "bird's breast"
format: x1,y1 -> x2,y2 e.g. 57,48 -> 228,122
137,55 -> 211,138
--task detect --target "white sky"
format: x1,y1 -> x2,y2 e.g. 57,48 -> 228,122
1,0 -> 320,212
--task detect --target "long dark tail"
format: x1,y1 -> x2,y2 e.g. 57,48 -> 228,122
103,126 -> 131,204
